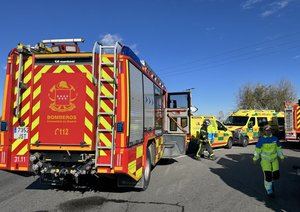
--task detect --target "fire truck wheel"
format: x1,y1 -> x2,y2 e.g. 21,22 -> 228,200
150,143 -> 156,168
242,136 -> 249,147
226,137 -> 233,149
141,148 -> 151,191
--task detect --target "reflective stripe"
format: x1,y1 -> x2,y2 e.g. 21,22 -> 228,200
260,153 -> 277,162
261,152 -> 276,157
254,151 -> 260,159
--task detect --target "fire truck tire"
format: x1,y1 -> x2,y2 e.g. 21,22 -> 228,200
241,136 -> 249,147
226,137 -> 233,149
149,143 -> 156,167
141,148 -> 151,191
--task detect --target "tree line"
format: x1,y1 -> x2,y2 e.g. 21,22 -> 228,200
237,79 -> 297,112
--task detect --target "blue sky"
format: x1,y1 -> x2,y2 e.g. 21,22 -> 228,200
0,0 -> 300,116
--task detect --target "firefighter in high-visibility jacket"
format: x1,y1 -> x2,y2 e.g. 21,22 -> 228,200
194,119 -> 215,160
253,125 -> 284,197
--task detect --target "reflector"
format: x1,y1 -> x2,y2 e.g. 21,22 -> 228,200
0,121 -> 7,131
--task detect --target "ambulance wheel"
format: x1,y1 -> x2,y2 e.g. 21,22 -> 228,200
141,148 -> 151,191
226,137 -> 233,149
242,137 -> 249,147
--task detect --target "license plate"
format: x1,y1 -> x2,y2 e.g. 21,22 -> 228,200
14,127 -> 29,139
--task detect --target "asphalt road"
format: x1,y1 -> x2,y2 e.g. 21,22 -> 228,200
0,143 -> 300,212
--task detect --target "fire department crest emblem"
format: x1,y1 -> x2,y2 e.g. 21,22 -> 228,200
48,81 -> 78,112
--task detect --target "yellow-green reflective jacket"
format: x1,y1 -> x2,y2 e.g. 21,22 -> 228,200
253,135 -> 283,162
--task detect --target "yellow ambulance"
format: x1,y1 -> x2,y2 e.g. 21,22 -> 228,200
223,110 -> 284,147
191,115 -> 233,149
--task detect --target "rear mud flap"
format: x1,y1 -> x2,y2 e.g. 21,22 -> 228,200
117,175 -> 144,189
162,134 -> 186,158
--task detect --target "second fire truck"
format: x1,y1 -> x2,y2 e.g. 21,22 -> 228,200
284,101 -> 300,142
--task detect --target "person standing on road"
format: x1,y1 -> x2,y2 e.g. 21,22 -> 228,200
253,125 -> 284,197
194,119 -> 215,161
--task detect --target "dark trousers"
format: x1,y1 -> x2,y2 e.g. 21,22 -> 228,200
196,141 -> 213,157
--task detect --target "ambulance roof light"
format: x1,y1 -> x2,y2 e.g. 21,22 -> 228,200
41,38 -> 85,44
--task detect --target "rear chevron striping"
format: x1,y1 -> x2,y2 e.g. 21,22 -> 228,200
31,132 -> 39,144
16,57 -> 20,65
15,69 -> 19,81
31,117 -> 40,131
11,117 -> 30,151
85,101 -> 94,116
13,102 -> 31,125
102,57 -> 113,64
33,85 -> 42,100
86,85 -> 94,100
11,139 -> 23,152
28,64 -> 95,151
85,117 -> 93,132
99,133 -> 112,147
24,72 -> 32,84
34,65 -> 52,83
100,117 -> 112,130
77,65 -> 93,82
24,58 -> 32,70
84,133 -> 92,145
53,65 -> 75,73
297,107 -> 300,129
32,101 -> 41,115
17,145 -> 28,156
14,87 -> 32,106
21,102 -> 30,116
99,150 -> 107,156
21,87 -> 31,101
102,70 -> 113,80
100,100 -> 113,113
101,85 -> 113,97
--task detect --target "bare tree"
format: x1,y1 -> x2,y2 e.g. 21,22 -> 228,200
237,79 -> 296,111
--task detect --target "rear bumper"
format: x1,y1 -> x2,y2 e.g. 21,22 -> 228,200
285,131 -> 299,142
285,138 -> 300,142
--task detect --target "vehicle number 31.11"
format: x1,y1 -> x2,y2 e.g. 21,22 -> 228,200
14,156 -> 26,163
54,128 -> 69,136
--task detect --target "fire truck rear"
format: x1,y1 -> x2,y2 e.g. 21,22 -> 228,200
0,38 -> 190,190
285,101 -> 300,142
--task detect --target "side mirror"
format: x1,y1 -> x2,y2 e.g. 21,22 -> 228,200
0,121 -> 8,131
190,106 -> 198,113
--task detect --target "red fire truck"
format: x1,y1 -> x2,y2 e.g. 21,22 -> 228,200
285,101 -> 300,142
0,38 -> 191,190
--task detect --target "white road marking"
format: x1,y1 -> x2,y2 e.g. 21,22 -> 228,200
174,155 -> 187,159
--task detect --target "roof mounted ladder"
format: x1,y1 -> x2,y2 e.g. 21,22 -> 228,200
92,41 -> 121,168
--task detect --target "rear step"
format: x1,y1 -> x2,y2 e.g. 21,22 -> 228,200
162,134 -> 186,158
